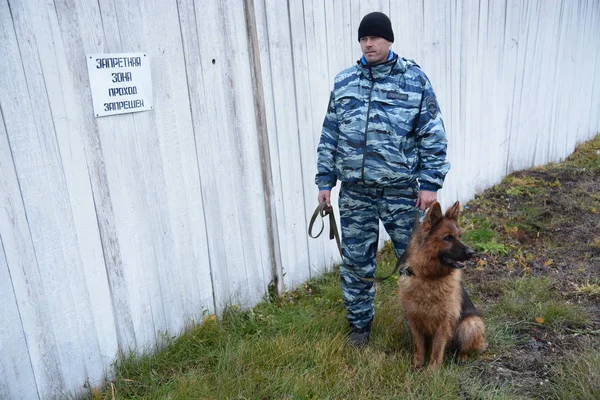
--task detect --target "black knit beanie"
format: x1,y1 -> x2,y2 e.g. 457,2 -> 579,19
358,12 -> 394,43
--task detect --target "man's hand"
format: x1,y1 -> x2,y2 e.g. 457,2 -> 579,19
416,190 -> 437,211
318,190 -> 332,211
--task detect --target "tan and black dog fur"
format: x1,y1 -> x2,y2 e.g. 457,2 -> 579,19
398,201 -> 487,370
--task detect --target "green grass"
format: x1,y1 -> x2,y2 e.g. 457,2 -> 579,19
92,135 -> 600,399
465,226 -> 495,243
92,272 -> 591,399
543,340 -> 600,400
556,134 -> 600,171
502,176 -> 546,198
462,221 -> 509,255
92,267 -> 528,400
490,277 -> 589,331
573,280 -> 600,299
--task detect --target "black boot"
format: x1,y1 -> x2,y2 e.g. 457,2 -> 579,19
348,323 -> 371,347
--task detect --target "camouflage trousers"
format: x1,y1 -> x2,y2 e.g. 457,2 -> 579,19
338,182 -> 419,329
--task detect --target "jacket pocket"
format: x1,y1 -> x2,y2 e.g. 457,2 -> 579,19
336,93 -> 363,125
372,96 -> 418,138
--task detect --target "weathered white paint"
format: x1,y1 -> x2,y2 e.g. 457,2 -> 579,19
178,0 -> 273,313
0,110 -> 45,400
40,0 -> 118,365
1,0 -> 599,398
255,0 -> 312,289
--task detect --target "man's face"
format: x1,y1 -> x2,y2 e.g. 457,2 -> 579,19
360,36 -> 392,65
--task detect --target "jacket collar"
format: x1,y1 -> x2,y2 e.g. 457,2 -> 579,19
357,51 -> 407,80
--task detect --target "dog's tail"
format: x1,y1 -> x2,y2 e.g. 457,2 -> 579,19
454,315 -> 488,361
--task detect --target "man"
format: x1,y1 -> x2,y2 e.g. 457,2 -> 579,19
315,11 -> 450,346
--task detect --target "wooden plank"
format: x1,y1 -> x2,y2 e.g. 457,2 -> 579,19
515,0 -> 544,168
444,0 -> 465,203
391,0 -> 424,62
328,0 -> 346,75
532,1 -> 562,166
571,0 -> 588,144
421,0 -> 453,206
179,0 -> 272,306
258,0 -> 311,289
52,0 -> 140,353
341,0 -> 353,65
28,0 -> 120,380
464,0 -> 485,192
499,0 -> 523,174
302,0 -> 342,269
69,0 -> 216,343
250,0 -> 285,292
576,0 -> 600,143
476,0 -> 511,191
579,1 -> 599,136
555,0 -> 579,158
244,0 -> 285,293
0,116 -> 44,400
288,0 -> 327,278
588,2 -> 600,134
2,0 -> 108,395
109,0 -> 216,335
213,0 -> 274,306
95,0 -> 169,348
447,0 -> 478,203
506,0 -> 535,172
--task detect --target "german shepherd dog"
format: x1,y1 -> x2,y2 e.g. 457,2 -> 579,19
398,201 -> 487,370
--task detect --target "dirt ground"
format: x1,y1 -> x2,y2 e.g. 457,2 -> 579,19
459,147 -> 600,396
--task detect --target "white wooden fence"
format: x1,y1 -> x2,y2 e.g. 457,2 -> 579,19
1,0 -> 599,398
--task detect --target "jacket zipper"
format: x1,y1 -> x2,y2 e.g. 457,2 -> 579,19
361,67 -> 375,183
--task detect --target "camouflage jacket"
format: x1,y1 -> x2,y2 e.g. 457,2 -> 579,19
315,53 -> 450,192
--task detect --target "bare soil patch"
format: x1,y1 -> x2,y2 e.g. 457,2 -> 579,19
460,138 -> 600,397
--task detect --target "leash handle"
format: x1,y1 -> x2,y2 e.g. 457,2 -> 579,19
308,201 -> 328,239
308,201 -> 407,283
308,202 -> 342,256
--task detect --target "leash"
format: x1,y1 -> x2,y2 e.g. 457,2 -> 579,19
308,201 -> 410,282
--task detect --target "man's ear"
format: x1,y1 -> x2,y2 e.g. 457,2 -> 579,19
422,202 -> 443,232
445,201 -> 460,221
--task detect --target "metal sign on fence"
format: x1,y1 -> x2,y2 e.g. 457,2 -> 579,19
86,52 -> 154,117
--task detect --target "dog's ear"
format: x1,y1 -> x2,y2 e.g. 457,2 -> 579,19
445,201 -> 460,220
422,201 -> 443,232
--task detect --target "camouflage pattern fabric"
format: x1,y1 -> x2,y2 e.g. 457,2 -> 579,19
315,53 -> 450,191
315,52 -> 450,329
339,183 -> 419,329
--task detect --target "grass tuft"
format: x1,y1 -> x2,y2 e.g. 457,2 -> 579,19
543,339 -> 600,400
489,277 -> 589,332
573,280 -> 600,299
462,221 -> 509,255
560,134 -> 600,171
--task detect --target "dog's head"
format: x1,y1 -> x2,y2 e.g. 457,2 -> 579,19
412,201 -> 474,271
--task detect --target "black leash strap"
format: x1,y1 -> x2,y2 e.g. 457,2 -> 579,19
308,201 -> 341,253
308,201 -> 408,283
